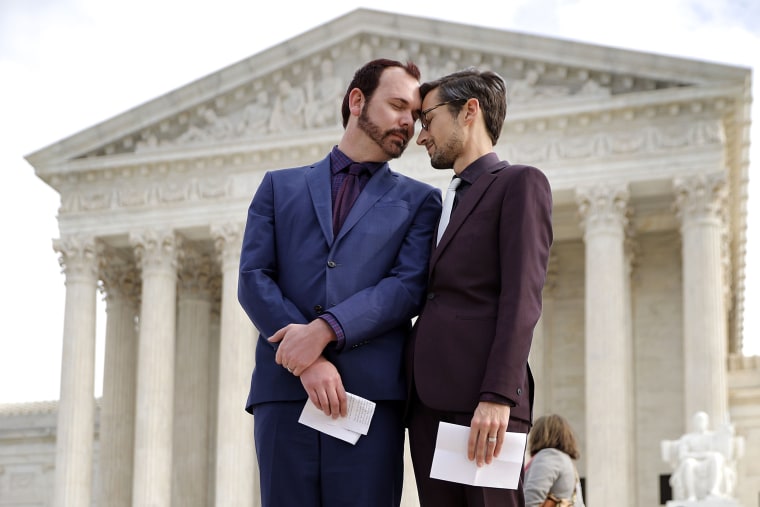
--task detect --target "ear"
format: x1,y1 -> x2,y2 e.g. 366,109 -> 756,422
348,88 -> 365,117
461,98 -> 481,126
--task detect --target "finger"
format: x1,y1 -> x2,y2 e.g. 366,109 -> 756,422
316,389 -> 331,417
308,389 -> 322,412
268,326 -> 287,343
467,428 -> 478,461
485,434 -> 498,464
477,432 -> 489,466
337,385 -> 348,418
274,347 -> 283,365
493,434 -> 504,458
326,387 -> 343,419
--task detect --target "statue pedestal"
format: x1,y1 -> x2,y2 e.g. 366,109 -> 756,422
667,497 -> 742,507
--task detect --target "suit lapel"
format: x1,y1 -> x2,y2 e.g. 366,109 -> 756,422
305,157 -> 334,244
335,164 -> 396,243
429,164 -> 504,268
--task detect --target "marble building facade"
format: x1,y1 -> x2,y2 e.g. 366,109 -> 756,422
2,8 -> 759,507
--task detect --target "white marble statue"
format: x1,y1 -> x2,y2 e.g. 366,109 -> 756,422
661,411 -> 745,505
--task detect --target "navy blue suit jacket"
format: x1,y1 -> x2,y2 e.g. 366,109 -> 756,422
239,155 -> 442,412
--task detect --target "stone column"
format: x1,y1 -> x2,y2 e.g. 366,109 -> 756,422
51,235 -> 99,507
528,251 -> 558,419
130,230 -> 181,506
576,184 -> 634,507
98,254 -> 140,507
674,175 -> 729,427
172,248 -> 213,507
207,291 -> 221,507
212,223 -> 257,507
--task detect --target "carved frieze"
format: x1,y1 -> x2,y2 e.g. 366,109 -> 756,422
78,34 -> 689,159
55,113 -> 724,216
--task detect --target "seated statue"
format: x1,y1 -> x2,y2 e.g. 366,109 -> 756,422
661,411 -> 744,502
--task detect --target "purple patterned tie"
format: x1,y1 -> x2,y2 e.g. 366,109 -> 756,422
333,163 -> 368,234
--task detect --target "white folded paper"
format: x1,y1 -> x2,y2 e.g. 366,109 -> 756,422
298,392 -> 376,445
430,422 -> 527,489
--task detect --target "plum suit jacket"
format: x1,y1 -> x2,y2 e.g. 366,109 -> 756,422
239,154 -> 442,412
409,153 -> 553,423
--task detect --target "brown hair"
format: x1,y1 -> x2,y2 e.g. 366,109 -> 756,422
528,414 -> 580,459
340,58 -> 421,127
419,68 -> 507,145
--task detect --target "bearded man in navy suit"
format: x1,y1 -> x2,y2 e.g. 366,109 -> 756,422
238,58 -> 442,507
407,68 -> 554,507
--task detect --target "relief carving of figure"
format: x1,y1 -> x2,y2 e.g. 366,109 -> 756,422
177,107 -> 234,144
268,79 -> 306,133
304,59 -> 344,129
238,90 -> 272,136
509,69 -> 570,104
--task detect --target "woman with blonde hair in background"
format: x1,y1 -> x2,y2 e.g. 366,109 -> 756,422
524,414 -> 585,507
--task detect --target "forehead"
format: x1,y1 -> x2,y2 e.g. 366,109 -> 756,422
375,67 -> 420,104
421,87 -> 442,109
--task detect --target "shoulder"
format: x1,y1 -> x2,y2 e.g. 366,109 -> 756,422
385,169 -> 441,204
495,162 -> 549,184
268,160 -> 324,178
388,169 -> 438,192
533,448 -> 572,468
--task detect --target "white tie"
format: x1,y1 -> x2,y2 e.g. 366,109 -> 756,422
437,176 -> 462,245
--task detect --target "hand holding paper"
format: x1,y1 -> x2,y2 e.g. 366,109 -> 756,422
430,422 -> 527,489
298,392 -> 376,445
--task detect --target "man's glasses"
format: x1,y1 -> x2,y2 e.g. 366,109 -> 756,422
419,99 -> 466,131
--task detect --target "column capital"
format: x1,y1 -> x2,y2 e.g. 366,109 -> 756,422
177,246 -> 214,299
211,222 -> 245,269
99,246 -> 140,305
575,183 -> 630,236
53,235 -> 99,281
673,173 -> 727,225
544,249 -> 560,296
129,229 -> 182,273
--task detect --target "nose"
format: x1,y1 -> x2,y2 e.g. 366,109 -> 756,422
416,129 -> 428,145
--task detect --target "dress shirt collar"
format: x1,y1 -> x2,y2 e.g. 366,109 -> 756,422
329,145 -> 385,175
456,152 -> 502,187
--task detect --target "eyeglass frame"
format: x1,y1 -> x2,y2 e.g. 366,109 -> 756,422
419,98 -> 467,131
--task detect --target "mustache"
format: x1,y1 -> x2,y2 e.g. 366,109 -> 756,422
385,128 -> 409,143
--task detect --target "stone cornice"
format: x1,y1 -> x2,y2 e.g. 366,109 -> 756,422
42,88 -> 733,191
25,9 -> 749,174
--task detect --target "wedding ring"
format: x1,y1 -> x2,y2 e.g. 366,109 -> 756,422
286,367 -> 292,373
487,436 -> 497,443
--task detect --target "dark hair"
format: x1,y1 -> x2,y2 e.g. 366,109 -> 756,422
419,68 -> 507,145
528,414 -> 581,459
341,58 -> 421,127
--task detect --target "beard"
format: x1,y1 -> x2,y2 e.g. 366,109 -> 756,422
428,131 -> 463,169
357,105 -> 409,159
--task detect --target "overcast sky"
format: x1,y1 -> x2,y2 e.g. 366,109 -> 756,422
1,0 -> 758,404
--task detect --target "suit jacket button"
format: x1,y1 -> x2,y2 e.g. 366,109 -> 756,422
327,260 -> 337,268
426,292 -> 435,300
314,305 -> 324,314
516,388 -> 522,395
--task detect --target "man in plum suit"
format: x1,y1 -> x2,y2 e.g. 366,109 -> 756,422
238,58 -> 441,507
407,68 -> 554,507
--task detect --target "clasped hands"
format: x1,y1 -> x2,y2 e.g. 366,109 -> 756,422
269,319 -> 347,419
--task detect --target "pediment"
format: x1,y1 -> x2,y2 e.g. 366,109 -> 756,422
27,8 -> 749,174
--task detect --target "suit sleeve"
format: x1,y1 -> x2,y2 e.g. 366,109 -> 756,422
482,167 -> 553,405
328,187 -> 442,350
238,171 -> 309,343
